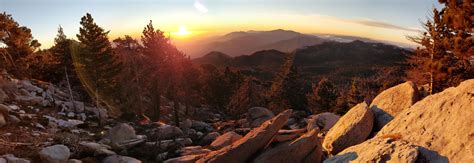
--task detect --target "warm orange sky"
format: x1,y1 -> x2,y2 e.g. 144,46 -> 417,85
1,0 -> 441,48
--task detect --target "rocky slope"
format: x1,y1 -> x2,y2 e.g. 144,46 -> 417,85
0,69 -> 472,163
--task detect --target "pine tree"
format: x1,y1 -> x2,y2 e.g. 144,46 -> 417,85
307,78 -> 338,114
347,79 -> 363,107
0,12 -> 41,77
408,1 -> 473,93
438,0 -> 474,85
140,20 -> 170,121
76,13 -> 122,116
50,26 -> 76,83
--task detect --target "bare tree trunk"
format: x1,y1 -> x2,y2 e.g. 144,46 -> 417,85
173,99 -> 180,127
65,67 -> 77,112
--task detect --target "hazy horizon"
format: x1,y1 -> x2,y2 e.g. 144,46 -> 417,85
1,0 -> 441,50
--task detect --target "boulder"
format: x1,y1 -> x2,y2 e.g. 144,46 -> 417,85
377,79 -> 474,162
253,129 -> 321,163
307,112 -> 340,131
324,137 -> 419,163
200,132 -> 220,145
323,102 -> 374,154
79,141 -> 116,156
103,155 -> 141,163
62,101 -> 85,113
39,144 -> 71,163
247,107 -> 275,128
198,110 -> 292,163
101,123 -> 146,149
151,124 -> 184,141
191,121 -> 214,133
2,154 -> 30,163
144,138 -> 193,152
209,131 -> 242,150
370,81 -> 419,131
18,80 -> 42,92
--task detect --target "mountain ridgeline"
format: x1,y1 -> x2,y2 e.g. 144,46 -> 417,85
193,40 -> 412,98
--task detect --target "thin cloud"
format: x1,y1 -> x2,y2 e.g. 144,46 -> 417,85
353,19 -> 420,32
310,14 -> 420,32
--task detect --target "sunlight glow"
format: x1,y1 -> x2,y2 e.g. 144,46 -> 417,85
174,25 -> 191,36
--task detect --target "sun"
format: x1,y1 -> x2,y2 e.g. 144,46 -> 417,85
174,25 -> 191,36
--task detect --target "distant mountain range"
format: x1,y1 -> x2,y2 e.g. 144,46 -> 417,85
180,29 -> 415,58
193,40 -> 412,85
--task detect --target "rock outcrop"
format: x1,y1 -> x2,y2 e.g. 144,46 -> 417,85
198,110 -> 292,163
370,81 -> 419,131
323,102 -> 374,154
324,137 -> 419,163
377,79 -> 474,162
254,129 -> 322,163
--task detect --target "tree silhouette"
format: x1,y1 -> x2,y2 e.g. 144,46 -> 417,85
76,13 -> 122,118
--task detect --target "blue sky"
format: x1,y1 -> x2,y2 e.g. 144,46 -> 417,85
1,0 -> 441,48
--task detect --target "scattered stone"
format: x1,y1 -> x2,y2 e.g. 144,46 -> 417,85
14,96 -> 43,106
198,110 -> 292,163
39,144 -> 71,163
324,137 -> 419,163
151,124 -> 184,141
209,131 -> 242,150
8,115 -> 21,124
177,146 -> 212,156
103,155 -> 141,163
2,154 -> 31,163
254,129 -> 321,163
323,102 -> 374,154
246,107 -> 274,128
100,123 -> 146,149
79,141 -> 116,156
377,79 -> 474,162
200,132 -> 220,145
370,81 -> 419,131
307,112 -> 340,132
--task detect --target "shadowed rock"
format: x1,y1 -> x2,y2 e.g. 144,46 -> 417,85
198,110 -> 292,163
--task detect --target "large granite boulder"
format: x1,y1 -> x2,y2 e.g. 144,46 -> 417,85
209,131 -> 242,150
377,79 -> 474,162
370,81 -> 419,131
38,144 -> 71,163
323,102 -> 374,154
307,112 -> 340,132
246,107 -> 275,128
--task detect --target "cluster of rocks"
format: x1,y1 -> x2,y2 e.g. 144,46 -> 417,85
165,80 -> 474,163
1,69 -> 473,162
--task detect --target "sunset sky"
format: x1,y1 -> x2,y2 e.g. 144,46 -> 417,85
1,0 -> 441,48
